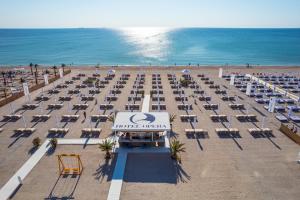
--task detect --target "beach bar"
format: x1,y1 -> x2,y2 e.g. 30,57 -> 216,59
112,112 -> 171,147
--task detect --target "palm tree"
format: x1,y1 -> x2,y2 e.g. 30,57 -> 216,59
99,139 -> 114,159
7,71 -> 13,83
52,66 -> 57,77
61,63 -> 66,73
170,139 -> 185,162
34,64 -> 38,84
1,71 -> 6,86
29,63 -> 34,75
169,114 -> 176,124
107,115 -> 115,123
20,77 -> 25,83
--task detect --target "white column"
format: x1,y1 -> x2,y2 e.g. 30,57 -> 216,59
218,68 -> 223,78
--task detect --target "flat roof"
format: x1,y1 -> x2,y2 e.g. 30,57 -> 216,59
112,112 -> 170,132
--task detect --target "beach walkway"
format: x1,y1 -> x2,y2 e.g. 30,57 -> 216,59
0,140 -> 51,200
141,94 -> 150,112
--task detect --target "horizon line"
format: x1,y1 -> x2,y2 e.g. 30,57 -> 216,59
0,26 -> 300,29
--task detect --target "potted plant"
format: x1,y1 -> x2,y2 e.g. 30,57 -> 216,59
50,138 -> 58,149
32,137 -> 41,148
99,139 -> 114,159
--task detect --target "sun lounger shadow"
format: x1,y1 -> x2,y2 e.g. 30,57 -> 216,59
0,121 -> 9,127
28,146 -> 38,155
46,146 -> 56,156
45,174 -> 80,200
47,132 -> 66,138
93,155 -> 116,182
252,106 -> 266,117
169,130 -> 179,138
8,183 -> 22,199
217,132 -> 241,139
80,132 -> 100,138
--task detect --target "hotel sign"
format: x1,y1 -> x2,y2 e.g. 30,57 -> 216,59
112,112 -> 170,132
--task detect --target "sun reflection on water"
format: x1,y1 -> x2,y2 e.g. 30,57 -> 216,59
118,27 -> 172,62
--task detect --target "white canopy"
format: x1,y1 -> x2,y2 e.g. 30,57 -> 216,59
112,112 -> 170,132
107,69 -> 116,75
181,69 -> 191,74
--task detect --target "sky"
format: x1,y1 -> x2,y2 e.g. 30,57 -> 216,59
0,0 -> 300,28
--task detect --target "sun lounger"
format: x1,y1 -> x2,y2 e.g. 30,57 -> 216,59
287,105 -> 300,112
152,104 -> 167,110
128,96 -> 142,101
229,104 -> 245,110
82,128 -> 102,134
215,90 -> 227,94
91,115 -> 108,122
180,115 -> 197,122
72,76 -> 80,80
48,128 -> 69,134
248,128 -> 272,134
276,115 -> 288,122
210,114 -> 227,121
125,104 -> 140,110
100,104 -> 114,110
33,115 -> 51,120
173,90 -> 184,95
75,84 -> 87,88
35,96 -> 49,101
203,104 -> 218,110
14,128 -> 36,134
3,114 -> 22,120
193,90 -> 205,95
48,89 -> 60,94
152,96 -> 165,101
198,96 -> 211,101
73,104 -> 89,110
177,104 -> 193,110
59,96 -> 72,101
221,96 -> 235,101
68,89 -> 80,94
175,96 -> 188,101
81,96 -> 95,101
62,115 -> 80,121
185,129 -> 207,134
23,104 -> 39,109
89,89 -> 100,94
65,80 -> 74,84
106,96 -> 118,101
236,114 -> 257,121
215,128 -> 239,134
290,115 -> 300,122
48,104 -> 63,109
56,84 -> 68,89
263,105 -> 285,112
130,90 -> 144,95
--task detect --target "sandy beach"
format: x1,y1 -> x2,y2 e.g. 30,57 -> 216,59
0,66 -> 299,200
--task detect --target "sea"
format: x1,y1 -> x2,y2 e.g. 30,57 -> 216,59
0,28 -> 300,66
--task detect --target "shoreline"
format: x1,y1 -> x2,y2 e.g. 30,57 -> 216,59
1,65 -> 300,70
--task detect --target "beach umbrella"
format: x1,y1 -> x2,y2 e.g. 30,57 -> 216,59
288,107 -> 293,118
261,117 -> 265,128
9,103 -> 15,114
55,115 -> 60,128
181,69 -> 191,74
22,115 -> 27,128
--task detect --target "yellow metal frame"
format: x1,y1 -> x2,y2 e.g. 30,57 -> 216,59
57,154 -> 83,175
